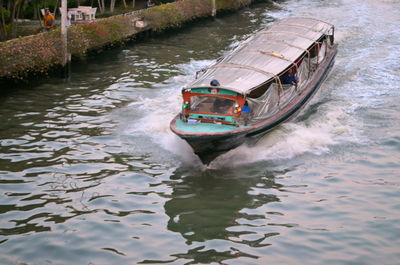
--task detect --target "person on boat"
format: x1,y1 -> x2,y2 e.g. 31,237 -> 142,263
242,102 -> 251,113
239,101 -> 251,125
43,8 -> 55,31
144,0 -> 155,8
281,68 -> 298,86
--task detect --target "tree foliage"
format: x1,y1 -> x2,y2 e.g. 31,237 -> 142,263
0,0 -> 156,40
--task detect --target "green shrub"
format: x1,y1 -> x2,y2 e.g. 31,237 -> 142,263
0,30 -> 63,79
0,14 -> 136,78
0,0 -> 257,80
142,0 -> 213,31
68,15 -> 135,55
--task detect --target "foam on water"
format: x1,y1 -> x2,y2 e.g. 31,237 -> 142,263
210,100 -> 358,167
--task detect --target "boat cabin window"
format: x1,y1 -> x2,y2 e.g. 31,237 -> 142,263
248,81 -> 274,98
307,36 -> 328,71
309,43 -> 319,58
327,28 -> 334,45
280,67 -> 298,85
190,96 -> 236,115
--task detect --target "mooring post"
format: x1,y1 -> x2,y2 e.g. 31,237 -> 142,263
61,0 -> 71,79
212,0 -> 216,17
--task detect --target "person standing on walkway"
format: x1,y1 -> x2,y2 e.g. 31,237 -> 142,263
145,0 -> 155,9
66,11 -> 72,27
43,8 -> 55,31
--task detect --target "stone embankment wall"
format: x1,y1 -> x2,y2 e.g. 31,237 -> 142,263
0,0 -> 253,80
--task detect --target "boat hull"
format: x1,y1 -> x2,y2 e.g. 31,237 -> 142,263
181,132 -> 247,164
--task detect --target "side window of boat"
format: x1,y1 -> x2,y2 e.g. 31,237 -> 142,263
248,81 -> 273,98
280,67 -> 298,86
327,28 -> 334,45
313,36 -> 329,66
296,55 -> 310,87
318,37 -> 328,63
309,43 -> 319,59
308,36 -> 326,71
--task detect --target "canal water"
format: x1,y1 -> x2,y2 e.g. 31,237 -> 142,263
1,0 -> 399,264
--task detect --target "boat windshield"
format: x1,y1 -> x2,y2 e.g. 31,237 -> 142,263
190,96 -> 236,115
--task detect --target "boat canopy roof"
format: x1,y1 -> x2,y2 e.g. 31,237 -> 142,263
186,17 -> 334,95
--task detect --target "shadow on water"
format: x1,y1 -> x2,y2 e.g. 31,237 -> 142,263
144,164 -> 289,264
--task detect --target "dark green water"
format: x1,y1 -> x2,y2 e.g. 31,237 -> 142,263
1,0 -> 400,264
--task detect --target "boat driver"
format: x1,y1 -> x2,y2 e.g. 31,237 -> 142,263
213,98 -> 233,114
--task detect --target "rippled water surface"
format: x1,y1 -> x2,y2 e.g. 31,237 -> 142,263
1,0 -> 400,264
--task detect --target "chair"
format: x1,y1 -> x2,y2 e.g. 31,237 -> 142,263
78,6 -> 97,21
67,8 -> 83,21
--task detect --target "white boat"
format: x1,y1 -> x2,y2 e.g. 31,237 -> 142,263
170,17 -> 338,164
